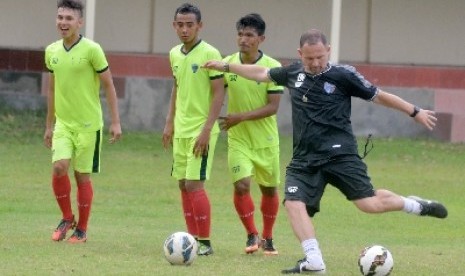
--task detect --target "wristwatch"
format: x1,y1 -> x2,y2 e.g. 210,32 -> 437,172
410,106 -> 420,118
223,63 -> 229,73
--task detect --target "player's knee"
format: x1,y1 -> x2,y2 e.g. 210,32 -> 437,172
259,185 -> 277,197
284,199 -> 301,211
234,180 -> 250,195
52,162 -> 68,176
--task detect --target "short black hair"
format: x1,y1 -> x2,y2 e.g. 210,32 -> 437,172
174,3 -> 201,23
236,13 -> 266,36
300,29 -> 328,47
57,0 -> 84,17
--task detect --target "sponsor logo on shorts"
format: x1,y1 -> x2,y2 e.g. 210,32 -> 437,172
287,186 -> 298,193
232,165 -> 240,173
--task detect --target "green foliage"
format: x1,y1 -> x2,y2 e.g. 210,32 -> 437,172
1,112 -> 464,275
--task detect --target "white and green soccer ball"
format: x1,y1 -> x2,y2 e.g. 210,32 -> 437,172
163,231 -> 198,265
358,245 -> 394,276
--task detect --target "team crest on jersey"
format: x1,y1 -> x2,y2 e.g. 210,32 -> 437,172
295,73 -> 305,88
323,82 -> 336,94
191,63 -> 199,73
52,57 -> 58,64
229,74 -> 238,81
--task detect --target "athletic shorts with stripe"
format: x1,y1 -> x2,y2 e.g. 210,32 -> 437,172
228,145 -> 280,187
52,122 -> 102,173
284,154 -> 375,217
171,133 -> 219,181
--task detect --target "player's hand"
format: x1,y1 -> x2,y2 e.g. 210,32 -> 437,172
202,60 -> 224,71
109,123 -> 122,143
162,122 -> 174,149
43,128 -> 53,148
219,114 -> 242,131
193,130 -> 210,158
414,109 -> 437,131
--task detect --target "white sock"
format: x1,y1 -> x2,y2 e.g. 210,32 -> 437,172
402,196 -> 422,215
302,238 -> 325,269
302,238 -> 322,257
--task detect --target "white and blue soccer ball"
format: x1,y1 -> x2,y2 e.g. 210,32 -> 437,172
163,231 -> 198,265
358,245 -> 394,276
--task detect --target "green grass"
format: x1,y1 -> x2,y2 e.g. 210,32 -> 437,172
1,111 -> 464,275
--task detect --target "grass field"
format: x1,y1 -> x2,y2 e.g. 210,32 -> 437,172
1,111 -> 464,275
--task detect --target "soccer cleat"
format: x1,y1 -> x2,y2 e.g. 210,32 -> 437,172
67,228 -> 87,243
262,238 -> 278,255
197,241 -> 214,256
408,196 -> 448,218
245,234 -> 260,254
51,216 -> 76,241
281,257 -> 326,274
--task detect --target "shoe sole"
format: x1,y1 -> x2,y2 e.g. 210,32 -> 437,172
263,250 -> 278,256
408,196 -> 448,218
245,244 -> 260,254
67,238 -> 87,244
51,221 -> 76,241
198,251 -> 213,256
52,232 -> 67,241
282,268 -> 325,274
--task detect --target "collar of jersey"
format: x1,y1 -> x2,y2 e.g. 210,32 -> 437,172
305,63 -> 332,78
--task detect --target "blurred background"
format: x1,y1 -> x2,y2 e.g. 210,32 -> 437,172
1,0 -> 464,141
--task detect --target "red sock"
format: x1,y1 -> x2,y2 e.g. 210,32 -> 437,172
261,193 -> 279,239
188,189 -> 211,239
52,174 -> 73,220
76,181 -> 93,231
181,190 -> 198,237
234,192 -> 258,235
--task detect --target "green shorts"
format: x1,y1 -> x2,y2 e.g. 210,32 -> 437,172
52,122 -> 102,173
228,145 -> 280,187
171,133 -> 219,181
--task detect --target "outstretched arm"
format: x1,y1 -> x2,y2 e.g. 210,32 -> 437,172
203,61 -> 271,83
373,90 -> 437,130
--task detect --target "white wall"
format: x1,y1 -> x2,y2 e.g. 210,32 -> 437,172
151,0 -> 333,59
0,0 -> 57,49
1,0 -> 464,66
370,0 -> 465,65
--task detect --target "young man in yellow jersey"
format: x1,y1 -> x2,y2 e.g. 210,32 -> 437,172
44,0 -> 121,243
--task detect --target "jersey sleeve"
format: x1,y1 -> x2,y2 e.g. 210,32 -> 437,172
268,66 -> 289,86
340,65 -> 377,101
266,59 -> 284,93
91,43 -> 109,73
44,43 -> 56,73
207,48 -> 224,79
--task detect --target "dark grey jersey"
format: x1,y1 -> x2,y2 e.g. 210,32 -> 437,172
269,61 -> 378,166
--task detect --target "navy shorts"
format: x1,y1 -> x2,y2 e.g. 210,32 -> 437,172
284,155 -> 375,217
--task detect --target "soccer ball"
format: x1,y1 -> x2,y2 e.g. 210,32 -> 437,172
163,231 -> 198,265
358,245 -> 394,276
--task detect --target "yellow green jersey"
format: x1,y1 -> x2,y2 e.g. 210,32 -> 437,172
45,36 -> 108,132
223,51 -> 283,149
169,40 -> 223,138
